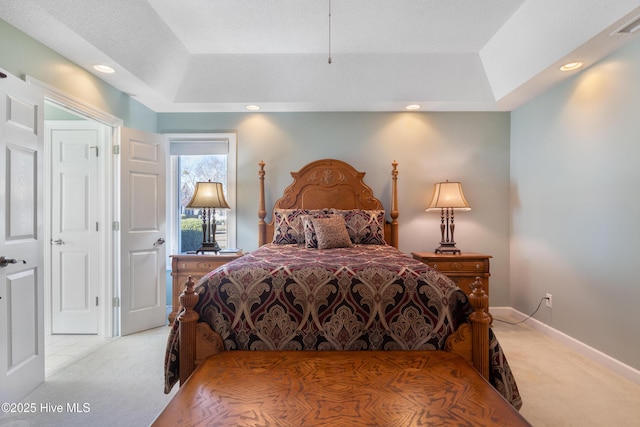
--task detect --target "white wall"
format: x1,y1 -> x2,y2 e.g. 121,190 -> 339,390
511,38 -> 640,370
157,112 -> 512,305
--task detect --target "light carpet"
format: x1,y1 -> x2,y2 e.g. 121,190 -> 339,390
0,327 -> 177,427
491,316 -> 640,427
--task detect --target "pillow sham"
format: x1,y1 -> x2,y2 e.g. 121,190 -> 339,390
272,209 -> 327,244
330,209 -> 386,245
312,216 -> 352,249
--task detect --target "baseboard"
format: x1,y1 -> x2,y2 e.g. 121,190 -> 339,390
490,306 -> 640,386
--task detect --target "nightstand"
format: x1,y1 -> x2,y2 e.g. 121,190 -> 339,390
411,252 -> 491,300
168,252 -> 243,324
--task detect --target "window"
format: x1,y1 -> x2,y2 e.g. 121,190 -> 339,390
166,133 -> 237,259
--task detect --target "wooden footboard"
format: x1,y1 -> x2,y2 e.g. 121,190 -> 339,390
176,276 -> 490,384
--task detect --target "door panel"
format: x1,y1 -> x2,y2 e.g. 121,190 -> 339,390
120,127 -> 166,335
0,69 -> 44,401
49,125 -> 102,334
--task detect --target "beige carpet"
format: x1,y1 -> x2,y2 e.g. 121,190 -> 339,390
492,316 -> 640,427
1,321 -> 638,426
0,327 -> 177,427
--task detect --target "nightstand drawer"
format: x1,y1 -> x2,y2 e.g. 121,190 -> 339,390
411,252 -> 491,296
428,260 -> 487,273
175,259 -> 229,275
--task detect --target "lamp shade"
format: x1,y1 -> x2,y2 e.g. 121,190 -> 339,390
426,181 -> 471,211
186,181 -> 230,209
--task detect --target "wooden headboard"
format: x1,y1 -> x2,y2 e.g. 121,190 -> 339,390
258,159 -> 399,248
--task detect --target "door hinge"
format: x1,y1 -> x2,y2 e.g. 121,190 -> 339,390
113,145 -> 120,155
113,221 -> 120,231
96,222 -> 99,232
96,296 -> 99,306
113,297 -> 120,307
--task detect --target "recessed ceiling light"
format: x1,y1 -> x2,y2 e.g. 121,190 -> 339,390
560,62 -> 583,72
245,105 -> 260,111
405,104 -> 421,110
93,64 -> 115,74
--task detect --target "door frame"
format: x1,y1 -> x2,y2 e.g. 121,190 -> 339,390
28,77 -> 123,338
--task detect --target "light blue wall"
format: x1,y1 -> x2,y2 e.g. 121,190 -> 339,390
158,112 -> 512,305
511,38 -> 640,370
0,19 -> 156,131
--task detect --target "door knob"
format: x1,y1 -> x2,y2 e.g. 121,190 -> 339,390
154,238 -> 166,246
51,239 -> 65,245
0,256 -> 27,267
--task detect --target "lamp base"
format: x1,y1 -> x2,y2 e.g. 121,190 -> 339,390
434,242 -> 461,255
195,241 -> 221,254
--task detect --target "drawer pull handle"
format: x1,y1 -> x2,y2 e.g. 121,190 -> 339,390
433,264 -> 437,269
476,264 -> 481,269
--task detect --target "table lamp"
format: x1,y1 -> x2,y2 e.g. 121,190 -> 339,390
186,181 -> 230,254
426,180 -> 470,254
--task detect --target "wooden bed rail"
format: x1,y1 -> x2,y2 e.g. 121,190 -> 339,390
176,276 -> 491,384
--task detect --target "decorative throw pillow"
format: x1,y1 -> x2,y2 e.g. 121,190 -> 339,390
272,209 -> 327,244
303,213 -> 335,248
330,209 -> 386,245
312,216 -> 352,249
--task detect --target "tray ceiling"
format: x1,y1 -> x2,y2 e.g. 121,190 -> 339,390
2,0 -> 640,112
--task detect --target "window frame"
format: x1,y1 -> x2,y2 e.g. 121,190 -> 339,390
165,133 -> 237,264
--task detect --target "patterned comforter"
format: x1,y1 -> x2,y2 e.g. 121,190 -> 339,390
164,244 -> 522,409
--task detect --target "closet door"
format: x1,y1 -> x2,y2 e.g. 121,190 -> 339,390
119,127 -> 167,335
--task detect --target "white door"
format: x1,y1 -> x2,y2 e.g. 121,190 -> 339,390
49,121 -> 106,334
0,69 -> 45,401
119,127 -> 167,335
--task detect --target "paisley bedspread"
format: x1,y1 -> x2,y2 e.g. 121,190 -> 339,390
164,244 -> 522,409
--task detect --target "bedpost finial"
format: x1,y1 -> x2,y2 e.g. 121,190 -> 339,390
469,278 -> 490,318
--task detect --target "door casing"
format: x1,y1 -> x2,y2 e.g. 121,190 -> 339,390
32,77 -> 123,338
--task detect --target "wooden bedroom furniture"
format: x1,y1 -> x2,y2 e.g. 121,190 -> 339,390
258,158 -> 399,248
168,252 -> 243,324
411,252 -> 491,297
153,351 -> 531,427
175,159 -> 492,386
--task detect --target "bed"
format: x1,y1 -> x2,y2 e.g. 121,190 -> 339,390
163,159 -> 522,418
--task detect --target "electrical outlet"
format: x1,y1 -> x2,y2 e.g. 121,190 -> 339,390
545,293 -> 552,308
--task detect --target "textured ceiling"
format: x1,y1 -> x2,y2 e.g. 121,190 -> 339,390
2,0 -> 640,112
